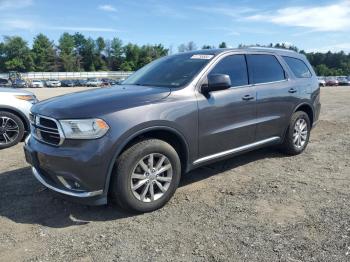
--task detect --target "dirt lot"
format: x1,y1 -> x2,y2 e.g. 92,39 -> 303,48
0,87 -> 349,262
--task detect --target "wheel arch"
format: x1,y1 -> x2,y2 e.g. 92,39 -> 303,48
0,106 -> 30,133
104,126 -> 190,194
293,102 -> 314,126
281,102 -> 315,142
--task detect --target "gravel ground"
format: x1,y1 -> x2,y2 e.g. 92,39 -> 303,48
0,87 -> 349,262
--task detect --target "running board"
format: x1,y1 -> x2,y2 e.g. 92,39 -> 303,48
193,137 -> 280,165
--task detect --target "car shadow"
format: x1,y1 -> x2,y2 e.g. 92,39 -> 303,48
0,147 -> 288,228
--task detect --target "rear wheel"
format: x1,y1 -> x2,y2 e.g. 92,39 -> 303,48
0,111 -> 25,149
111,139 -> 181,213
280,111 -> 311,155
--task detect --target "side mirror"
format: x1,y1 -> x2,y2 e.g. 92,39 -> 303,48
201,74 -> 231,94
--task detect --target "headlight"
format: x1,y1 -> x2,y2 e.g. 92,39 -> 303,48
59,119 -> 109,139
15,95 -> 38,103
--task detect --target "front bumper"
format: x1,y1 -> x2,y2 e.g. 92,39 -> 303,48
24,135 -> 112,205
31,167 -> 103,198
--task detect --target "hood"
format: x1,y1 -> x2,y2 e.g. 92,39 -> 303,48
0,87 -> 33,96
31,85 -> 171,119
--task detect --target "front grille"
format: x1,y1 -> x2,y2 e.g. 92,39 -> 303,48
31,115 -> 64,146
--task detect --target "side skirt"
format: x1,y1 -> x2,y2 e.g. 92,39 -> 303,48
193,136 -> 280,165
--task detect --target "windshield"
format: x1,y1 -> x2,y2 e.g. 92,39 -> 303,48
122,53 -> 214,88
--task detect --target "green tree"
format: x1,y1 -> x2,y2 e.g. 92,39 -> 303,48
73,32 -> 87,70
120,61 -> 135,71
106,37 -> 123,70
80,37 -> 96,71
138,44 -> 168,68
0,42 -> 5,72
58,33 -> 76,71
219,42 -> 227,48
202,45 -> 213,49
1,36 -> 33,72
123,43 -> 140,70
94,37 -> 107,71
96,37 -> 106,53
178,41 -> 197,52
31,34 -> 56,71
315,64 -> 330,76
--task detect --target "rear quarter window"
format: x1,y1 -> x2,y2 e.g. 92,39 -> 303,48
283,56 -> 312,78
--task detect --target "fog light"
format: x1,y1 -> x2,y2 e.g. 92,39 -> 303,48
57,176 -> 82,191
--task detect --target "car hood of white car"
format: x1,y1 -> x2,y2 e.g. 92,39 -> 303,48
0,87 -> 34,96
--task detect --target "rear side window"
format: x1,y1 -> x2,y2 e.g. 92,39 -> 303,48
283,56 -> 312,78
246,54 -> 285,84
209,55 -> 248,87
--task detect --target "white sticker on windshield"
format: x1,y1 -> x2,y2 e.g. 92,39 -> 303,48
190,54 -> 214,60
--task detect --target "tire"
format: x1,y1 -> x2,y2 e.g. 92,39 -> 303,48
280,111 -> 311,155
111,139 -> 181,213
0,111 -> 25,149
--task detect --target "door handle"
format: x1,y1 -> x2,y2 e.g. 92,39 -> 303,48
242,94 -> 254,101
288,88 -> 297,93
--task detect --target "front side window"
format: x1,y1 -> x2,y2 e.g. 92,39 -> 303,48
283,56 -> 312,78
209,55 -> 248,87
246,54 -> 286,84
122,53 -> 214,88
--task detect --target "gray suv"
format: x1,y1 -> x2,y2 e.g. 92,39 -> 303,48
24,48 -> 321,212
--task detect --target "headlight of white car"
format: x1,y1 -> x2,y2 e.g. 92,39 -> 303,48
59,119 -> 109,139
15,95 -> 38,104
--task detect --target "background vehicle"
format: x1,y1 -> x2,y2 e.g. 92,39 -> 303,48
25,48 -> 320,213
77,79 -> 88,86
86,78 -> 103,87
0,78 -> 11,87
337,77 -> 350,86
12,79 -> 27,88
30,80 -> 44,88
109,79 -> 118,85
317,77 -> 326,87
71,79 -> 81,86
45,79 -> 61,88
100,78 -> 118,86
325,77 -> 338,86
60,80 -> 75,87
0,88 -> 37,149
116,78 -> 126,85
8,71 -> 21,83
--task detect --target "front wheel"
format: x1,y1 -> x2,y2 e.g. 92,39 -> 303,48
111,139 -> 181,213
280,111 -> 311,155
0,111 -> 25,149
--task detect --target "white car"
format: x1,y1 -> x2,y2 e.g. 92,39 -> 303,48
45,79 -> 61,87
86,78 -> 103,87
0,88 -> 38,149
30,80 -> 44,88
317,77 -> 326,87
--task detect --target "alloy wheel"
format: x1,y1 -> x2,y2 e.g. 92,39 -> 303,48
130,153 -> 173,203
0,116 -> 19,145
293,118 -> 308,149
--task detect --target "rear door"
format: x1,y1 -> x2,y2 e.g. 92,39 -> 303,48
197,54 -> 257,160
246,53 -> 299,141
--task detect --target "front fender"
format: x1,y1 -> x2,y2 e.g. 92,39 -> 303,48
102,124 -> 191,194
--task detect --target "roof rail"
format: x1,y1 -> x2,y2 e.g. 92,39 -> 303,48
244,46 -> 297,53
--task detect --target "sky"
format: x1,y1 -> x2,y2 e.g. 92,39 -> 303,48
1,0 -> 350,53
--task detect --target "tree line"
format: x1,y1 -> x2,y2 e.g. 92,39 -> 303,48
0,33 -> 168,73
0,33 -> 349,76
